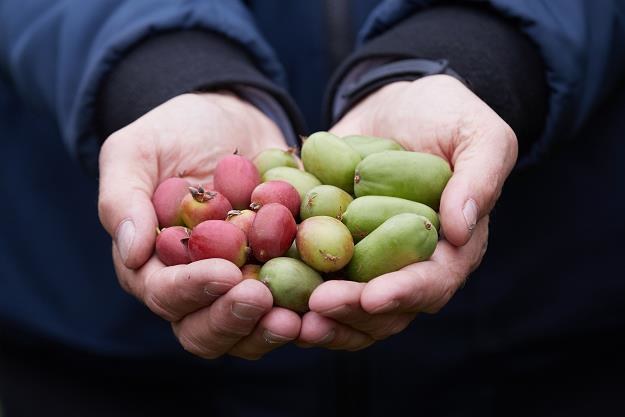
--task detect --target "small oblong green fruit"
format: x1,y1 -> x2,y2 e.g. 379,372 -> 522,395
342,134 -> 405,158
300,185 -> 354,220
262,167 -> 321,201
296,216 -> 354,272
259,257 -> 323,313
301,131 -> 361,194
253,148 -> 299,176
342,196 -> 440,242
346,213 -> 438,283
354,151 -> 452,210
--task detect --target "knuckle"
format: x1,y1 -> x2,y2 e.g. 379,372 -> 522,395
177,331 -> 214,359
470,242 -> 488,273
501,123 -> 518,147
369,328 -> 392,341
112,259 -> 144,301
208,318 -> 250,340
97,193 -> 116,227
389,318 -> 412,336
446,261 -> 468,287
115,273 -> 134,296
364,320 -> 398,341
134,139 -> 156,164
144,291 -> 178,322
99,132 -> 121,158
373,317 -> 411,340
143,270 -> 180,321
498,122 -> 519,168
424,283 -> 456,314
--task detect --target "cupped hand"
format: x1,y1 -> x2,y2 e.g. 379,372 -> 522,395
299,75 -> 517,350
98,92 -> 300,359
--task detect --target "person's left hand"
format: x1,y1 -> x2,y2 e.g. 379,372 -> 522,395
297,75 -> 517,350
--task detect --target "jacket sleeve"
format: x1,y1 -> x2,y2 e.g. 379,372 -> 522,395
358,0 -> 625,166
325,4 -> 548,159
0,0 -> 286,172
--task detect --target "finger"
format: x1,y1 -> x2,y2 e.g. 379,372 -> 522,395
439,119 -> 517,246
228,307 -> 301,360
145,259 -> 244,322
298,312 -> 374,351
112,247 -> 244,322
309,281 -> 415,340
172,279 -> 272,359
361,217 -> 489,315
98,133 -> 159,268
112,241 -> 154,300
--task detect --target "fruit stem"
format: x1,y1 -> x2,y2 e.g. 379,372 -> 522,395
227,210 -> 242,219
189,185 -> 216,203
306,193 -> 317,208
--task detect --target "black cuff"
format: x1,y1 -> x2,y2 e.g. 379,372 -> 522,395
94,30 -> 304,141
325,4 -> 548,156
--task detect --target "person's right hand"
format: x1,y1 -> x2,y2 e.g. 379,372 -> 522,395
98,92 -> 301,360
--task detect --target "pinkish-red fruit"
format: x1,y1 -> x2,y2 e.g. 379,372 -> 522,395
250,180 -> 301,218
226,209 -> 256,238
155,226 -> 191,266
241,264 -> 261,280
180,185 -> 232,228
249,203 -> 297,262
213,154 -> 261,210
152,177 -> 190,227
188,220 -> 248,267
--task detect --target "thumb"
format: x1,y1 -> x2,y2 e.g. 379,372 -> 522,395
439,126 -> 517,246
98,134 -> 158,269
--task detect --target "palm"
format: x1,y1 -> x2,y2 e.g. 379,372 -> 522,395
331,78 -> 481,159
99,92 -> 300,360
111,93 -> 286,188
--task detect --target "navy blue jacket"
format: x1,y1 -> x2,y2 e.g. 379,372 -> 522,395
1,1 -> 625,414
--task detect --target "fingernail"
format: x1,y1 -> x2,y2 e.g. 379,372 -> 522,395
262,330 -> 293,344
203,282 -> 234,298
462,199 -> 478,231
369,300 -> 399,314
312,329 -> 335,344
115,220 -> 135,264
232,302 -> 264,320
